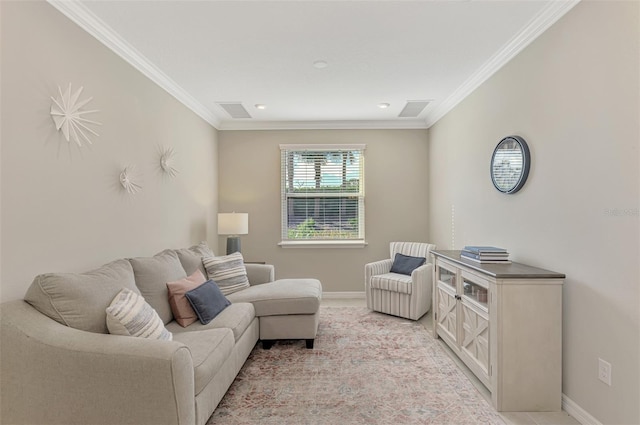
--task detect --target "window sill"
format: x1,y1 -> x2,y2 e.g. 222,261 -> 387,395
278,240 -> 368,249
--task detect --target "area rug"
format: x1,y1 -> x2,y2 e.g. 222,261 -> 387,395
208,306 -> 505,425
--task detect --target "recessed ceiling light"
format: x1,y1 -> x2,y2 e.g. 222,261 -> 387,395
255,104 -> 266,110
378,103 -> 390,109
313,60 -> 328,69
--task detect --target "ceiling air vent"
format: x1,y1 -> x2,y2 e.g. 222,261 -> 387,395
398,100 -> 430,118
217,102 -> 252,119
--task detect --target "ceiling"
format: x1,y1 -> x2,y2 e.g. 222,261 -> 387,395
50,0 -> 579,130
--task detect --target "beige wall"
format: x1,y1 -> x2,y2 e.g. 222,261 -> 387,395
0,1 -> 218,302
218,129 -> 429,292
428,1 -> 639,424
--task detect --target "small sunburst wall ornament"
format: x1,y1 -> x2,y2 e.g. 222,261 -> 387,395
160,147 -> 179,177
50,83 -> 101,147
119,167 -> 142,194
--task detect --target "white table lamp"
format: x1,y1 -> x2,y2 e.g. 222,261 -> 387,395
218,213 -> 248,255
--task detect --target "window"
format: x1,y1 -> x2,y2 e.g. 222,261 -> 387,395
280,144 -> 365,247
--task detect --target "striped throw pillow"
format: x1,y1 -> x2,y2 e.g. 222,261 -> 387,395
106,288 -> 172,341
202,252 -> 250,295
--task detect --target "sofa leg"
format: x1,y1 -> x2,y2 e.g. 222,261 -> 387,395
305,339 -> 314,349
262,340 -> 274,350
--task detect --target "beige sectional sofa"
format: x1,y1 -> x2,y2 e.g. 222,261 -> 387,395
0,243 -> 322,425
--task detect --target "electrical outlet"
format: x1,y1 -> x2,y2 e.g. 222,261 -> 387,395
598,358 -> 612,386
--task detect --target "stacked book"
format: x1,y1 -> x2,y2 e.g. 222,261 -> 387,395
461,246 -> 510,264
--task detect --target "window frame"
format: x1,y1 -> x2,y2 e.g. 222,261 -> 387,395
279,144 -> 366,248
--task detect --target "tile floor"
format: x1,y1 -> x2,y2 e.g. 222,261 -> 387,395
321,297 -> 581,425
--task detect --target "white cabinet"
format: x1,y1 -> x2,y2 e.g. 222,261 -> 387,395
432,250 -> 565,412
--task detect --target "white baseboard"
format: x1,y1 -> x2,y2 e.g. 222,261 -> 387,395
562,394 -> 602,425
322,291 -> 366,299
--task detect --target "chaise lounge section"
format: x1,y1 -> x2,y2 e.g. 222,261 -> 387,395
0,242 -> 322,425
228,278 -> 322,349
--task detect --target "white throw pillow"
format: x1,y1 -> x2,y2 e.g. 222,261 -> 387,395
106,288 -> 172,341
202,252 -> 250,295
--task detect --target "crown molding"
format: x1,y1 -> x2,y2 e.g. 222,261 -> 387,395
424,0 -> 581,128
218,119 -> 428,131
48,0 -> 579,132
47,0 -> 221,129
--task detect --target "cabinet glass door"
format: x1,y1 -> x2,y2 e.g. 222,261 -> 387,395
462,278 -> 489,310
438,266 -> 457,290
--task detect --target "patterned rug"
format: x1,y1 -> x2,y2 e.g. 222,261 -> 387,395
208,306 -> 504,425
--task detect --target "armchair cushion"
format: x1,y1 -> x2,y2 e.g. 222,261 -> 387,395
370,273 -> 413,295
390,253 -> 426,275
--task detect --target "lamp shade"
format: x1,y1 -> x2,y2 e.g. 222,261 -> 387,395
218,213 -> 248,235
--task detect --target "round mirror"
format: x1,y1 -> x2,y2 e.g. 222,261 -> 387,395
490,135 -> 530,194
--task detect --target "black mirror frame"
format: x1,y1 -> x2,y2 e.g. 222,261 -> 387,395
490,135 -> 531,194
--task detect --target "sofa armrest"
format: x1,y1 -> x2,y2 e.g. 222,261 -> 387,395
411,262 -> 433,282
364,258 -> 393,284
410,262 -> 434,311
0,300 -> 195,425
245,263 -> 275,286
364,259 -> 393,309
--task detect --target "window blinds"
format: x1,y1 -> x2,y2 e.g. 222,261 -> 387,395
280,144 -> 365,241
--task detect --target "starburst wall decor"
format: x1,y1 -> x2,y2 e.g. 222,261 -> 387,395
50,84 -> 101,147
160,147 -> 179,177
119,166 -> 142,194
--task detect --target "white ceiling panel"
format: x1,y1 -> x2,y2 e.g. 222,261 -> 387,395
50,0 -> 579,129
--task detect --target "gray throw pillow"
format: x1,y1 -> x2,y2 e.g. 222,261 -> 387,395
129,250 -> 187,324
390,253 -> 426,276
185,280 -> 231,325
24,259 -> 139,334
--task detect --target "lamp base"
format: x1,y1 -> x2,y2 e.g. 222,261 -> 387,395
226,236 -> 241,255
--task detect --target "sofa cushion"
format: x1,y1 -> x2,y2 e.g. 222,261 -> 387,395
172,242 -> 214,277
172,329 -> 234,396
129,250 -> 187,325
185,280 -> 231,325
106,288 -> 172,341
167,270 -> 207,327
202,252 -> 250,295
167,302 -> 255,342
390,253 -> 426,275
370,273 -> 413,295
24,259 -> 139,334
227,279 -> 322,317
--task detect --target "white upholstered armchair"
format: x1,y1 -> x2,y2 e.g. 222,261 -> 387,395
365,242 -> 436,320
